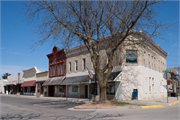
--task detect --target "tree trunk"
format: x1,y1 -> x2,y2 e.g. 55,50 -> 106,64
99,82 -> 107,101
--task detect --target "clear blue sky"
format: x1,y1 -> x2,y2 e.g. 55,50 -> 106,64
0,1 -> 179,77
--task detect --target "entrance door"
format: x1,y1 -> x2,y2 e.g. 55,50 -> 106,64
152,84 -> 154,98
49,86 -> 54,97
85,85 -> 88,98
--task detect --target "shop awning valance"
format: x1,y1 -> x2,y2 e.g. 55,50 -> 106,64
61,72 -> 120,85
21,80 -> 36,87
42,76 -> 66,86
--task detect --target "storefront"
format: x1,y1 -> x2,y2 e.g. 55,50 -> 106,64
61,72 -> 120,100
36,71 -> 49,97
4,73 -> 24,95
22,67 -> 42,96
42,76 -> 66,97
21,80 -> 36,95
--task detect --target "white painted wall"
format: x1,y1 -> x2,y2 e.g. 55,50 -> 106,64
23,67 -> 42,81
5,72 -> 24,85
0,79 -> 5,93
115,66 -> 167,100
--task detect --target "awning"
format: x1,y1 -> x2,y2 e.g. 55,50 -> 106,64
21,80 -> 36,87
42,76 -> 65,86
61,72 -> 120,85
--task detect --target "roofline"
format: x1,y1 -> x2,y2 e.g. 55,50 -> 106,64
36,71 -> 49,75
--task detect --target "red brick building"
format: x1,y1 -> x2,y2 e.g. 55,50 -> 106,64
43,46 -> 67,97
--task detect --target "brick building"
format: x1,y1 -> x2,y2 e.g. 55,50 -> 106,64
42,45 -> 66,97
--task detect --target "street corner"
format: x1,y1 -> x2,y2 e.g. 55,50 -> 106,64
168,101 -> 180,106
141,105 -> 164,108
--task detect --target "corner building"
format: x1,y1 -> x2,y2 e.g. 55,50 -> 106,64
64,33 -> 168,100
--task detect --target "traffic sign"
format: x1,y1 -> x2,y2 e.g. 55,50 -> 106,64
163,73 -> 171,80
163,70 -> 171,73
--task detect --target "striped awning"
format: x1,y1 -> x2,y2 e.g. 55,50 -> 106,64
42,76 -> 66,86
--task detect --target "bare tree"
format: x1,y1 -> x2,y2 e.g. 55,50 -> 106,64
24,0 -> 170,101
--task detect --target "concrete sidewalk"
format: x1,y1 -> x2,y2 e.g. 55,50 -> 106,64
0,94 -> 90,103
122,97 -> 180,107
1,94 -> 180,109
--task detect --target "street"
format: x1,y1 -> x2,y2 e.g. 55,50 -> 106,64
0,96 -> 180,120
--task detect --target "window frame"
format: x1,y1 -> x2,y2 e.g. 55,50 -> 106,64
69,62 -> 71,73
126,50 -> 138,64
58,64 -> 60,75
70,85 -> 79,94
51,66 -> 53,76
75,60 -> 78,71
53,65 -> 55,75
83,58 -> 86,70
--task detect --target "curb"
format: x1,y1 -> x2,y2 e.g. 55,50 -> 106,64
141,105 -> 164,108
168,100 -> 180,106
74,106 -> 142,109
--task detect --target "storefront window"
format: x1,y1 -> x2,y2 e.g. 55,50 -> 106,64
70,85 -> 79,94
55,85 -> 65,94
106,82 -> 115,95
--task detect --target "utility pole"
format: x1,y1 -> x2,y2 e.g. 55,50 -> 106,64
178,67 -> 180,99
166,71 -> 168,103
17,73 -> 20,94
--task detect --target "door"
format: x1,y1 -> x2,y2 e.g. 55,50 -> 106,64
48,86 -> 54,97
152,84 -> 154,98
85,85 -> 88,98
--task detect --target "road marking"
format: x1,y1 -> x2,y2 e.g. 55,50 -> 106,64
141,105 -> 164,108
168,101 -> 180,106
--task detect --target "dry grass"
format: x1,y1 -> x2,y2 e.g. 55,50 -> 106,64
75,100 -> 143,109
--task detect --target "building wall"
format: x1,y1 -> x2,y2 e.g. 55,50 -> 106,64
6,72 -> 24,84
66,40 -> 167,75
115,66 -> 167,101
36,71 -> 49,82
23,70 -> 37,81
23,67 -> 41,81
65,35 -> 167,100
47,48 -> 66,78
0,79 -> 5,93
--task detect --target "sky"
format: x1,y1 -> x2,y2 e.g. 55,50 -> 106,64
0,1 -> 179,77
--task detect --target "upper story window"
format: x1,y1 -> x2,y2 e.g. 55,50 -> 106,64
58,64 -> 60,75
154,57 -> 156,70
75,60 -> 78,71
158,60 -> 160,72
53,65 -> 55,75
51,66 -> 53,76
69,62 -> 71,72
148,54 -> 150,68
83,58 -> 86,70
61,63 -> 63,74
126,50 -> 137,64
107,53 -> 111,63
144,51 -> 146,66
151,56 -> 153,69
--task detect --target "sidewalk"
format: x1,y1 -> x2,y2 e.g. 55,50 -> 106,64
1,94 -> 90,103
1,94 -> 180,109
122,97 -> 180,107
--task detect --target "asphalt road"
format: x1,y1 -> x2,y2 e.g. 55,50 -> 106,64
0,96 -> 180,120
0,96 -> 95,120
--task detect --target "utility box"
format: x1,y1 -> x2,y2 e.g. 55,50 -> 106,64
133,89 -> 138,100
